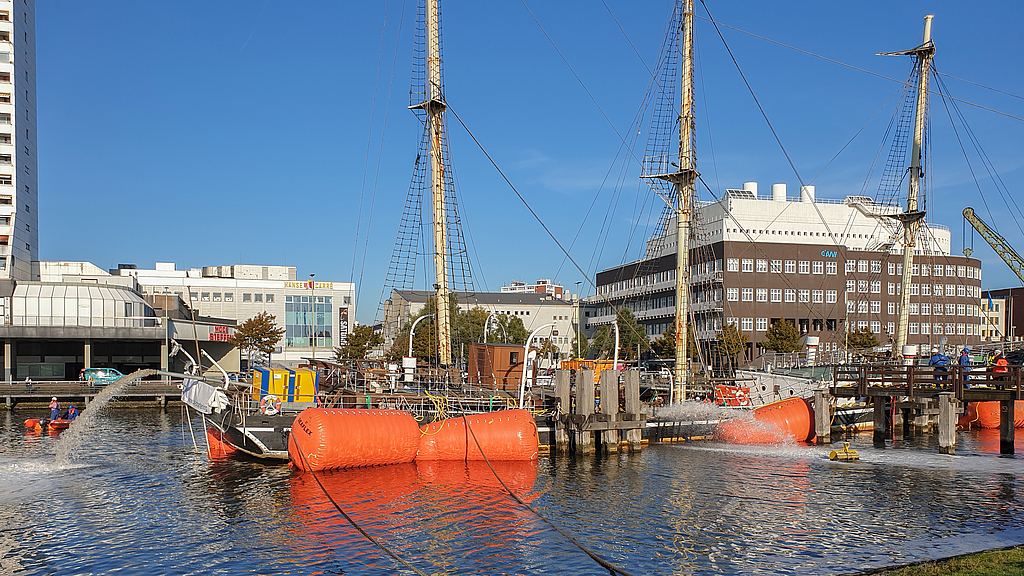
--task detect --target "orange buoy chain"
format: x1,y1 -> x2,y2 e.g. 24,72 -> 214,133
461,415 -> 638,576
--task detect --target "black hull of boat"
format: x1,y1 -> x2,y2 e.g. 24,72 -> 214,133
207,412 -> 297,461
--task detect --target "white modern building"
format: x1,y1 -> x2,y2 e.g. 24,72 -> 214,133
0,0 -> 37,280
115,262 -> 355,366
501,279 -> 567,299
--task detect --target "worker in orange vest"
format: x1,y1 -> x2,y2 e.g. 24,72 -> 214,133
993,349 -> 1009,387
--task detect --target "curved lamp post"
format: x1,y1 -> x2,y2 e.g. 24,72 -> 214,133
483,311 -> 506,343
408,314 -> 435,359
519,322 -> 555,407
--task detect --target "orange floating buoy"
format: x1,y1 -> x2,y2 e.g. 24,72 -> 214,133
206,427 -> 239,458
288,408 -> 421,472
416,409 -> 538,461
958,401 -> 1024,429
715,397 -> 815,444
24,418 -> 39,428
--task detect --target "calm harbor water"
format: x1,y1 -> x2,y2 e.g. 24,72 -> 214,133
2,407 -> 1024,575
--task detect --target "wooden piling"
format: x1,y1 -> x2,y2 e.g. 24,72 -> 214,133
813,389 -> 831,445
574,369 -> 595,454
938,392 -> 956,455
554,369 -> 571,452
599,369 -> 619,453
873,397 -> 888,443
1000,399 -> 1015,455
623,370 -> 642,451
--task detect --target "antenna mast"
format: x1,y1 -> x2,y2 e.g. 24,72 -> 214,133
881,15 -> 934,357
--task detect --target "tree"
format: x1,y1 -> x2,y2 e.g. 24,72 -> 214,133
492,314 -> 529,345
590,308 -> 648,361
535,338 -> 561,361
716,323 -> 748,376
334,324 -> 383,361
650,323 -> 698,359
846,327 -> 879,349
229,311 -> 285,369
454,307 -> 490,361
762,320 -> 801,353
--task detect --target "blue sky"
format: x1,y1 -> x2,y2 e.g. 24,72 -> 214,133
37,1 -> 1024,324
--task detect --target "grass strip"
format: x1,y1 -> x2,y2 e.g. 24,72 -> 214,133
848,544 -> 1024,576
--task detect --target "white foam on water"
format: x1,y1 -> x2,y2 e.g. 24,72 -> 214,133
52,370 -> 152,468
655,400 -> 752,423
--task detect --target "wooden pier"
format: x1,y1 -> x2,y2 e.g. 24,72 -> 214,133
552,369 -> 647,454
3,380 -> 182,409
830,364 -> 1023,455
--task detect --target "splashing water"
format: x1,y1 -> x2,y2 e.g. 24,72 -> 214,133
655,400 -> 751,423
53,369 -> 157,467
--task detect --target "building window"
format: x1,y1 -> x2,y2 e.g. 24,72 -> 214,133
798,261 -> 810,274
847,300 -> 856,313
858,280 -> 868,293
944,284 -> 954,297
909,322 -> 919,335
845,260 -> 856,273
755,317 -> 768,331
189,292 -> 199,302
727,258 -> 739,272
909,283 -> 919,296
920,303 -> 930,315
921,322 -> 930,335
266,293 -> 275,303
887,322 -> 895,335
756,288 -> 767,302
756,259 -> 768,273
740,317 -> 753,331
770,289 -> 782,302
870,321 -> 881,333
887,301 -> 895,315
858,321 -> 869,330
824,261 -> 836,275
957,304 -> 966,316
811,261 -> 822,275
785,260 -> 796,274
243,293 -> 252,302
224,293 -> 234,302
946,265 -> 955,277
255,293 -> 263,302
812,289 -> 823,303
0,175 -> 10,185
909,303 -> 919,315
856,260 -> 868,273
870,301 -> 881,314
201,292 -> 210,302
945,303 -> 955,315
846,280 -> 856,293
870,281 -> 881,293
946,322 -> 956,335
858,301 -> 869,313
741,288 -> 754,302
826,290 -> 837,303
888,262 -> 896,275
957,285 -> 966,297
784,289 -> 796,303
870,261 -> 881,273
726,317 -> 738,327
213,293 -> 221,302
726,288 -> 739,301
741,259 -> 753,272
798,289 -> 810,303
920,284 -> 931,296
887,283 -> 895,295
770,260 -> 782,273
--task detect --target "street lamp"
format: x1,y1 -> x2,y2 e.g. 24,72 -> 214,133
309,273 -> 315,363
409,314 -> 435,358
519,322 -> 555,406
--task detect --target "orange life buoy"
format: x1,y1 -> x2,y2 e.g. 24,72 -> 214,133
260,394 -> 282,416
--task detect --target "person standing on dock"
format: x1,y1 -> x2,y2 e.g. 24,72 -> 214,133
49,397 -> 59,420
24,376 -> 31,392
929,347 -> 949,381
959,348 -> 972,388
992,349 -> 1008,386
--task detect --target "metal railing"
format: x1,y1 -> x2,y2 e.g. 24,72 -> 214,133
832,364 -> 1023,399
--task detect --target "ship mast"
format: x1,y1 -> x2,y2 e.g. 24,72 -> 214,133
673,0 -> 695,402
882,15 -> 934,357
425,0 -> 452,365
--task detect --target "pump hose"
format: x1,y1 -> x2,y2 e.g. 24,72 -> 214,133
461,415 -> 638,576
291,435 -> 430,576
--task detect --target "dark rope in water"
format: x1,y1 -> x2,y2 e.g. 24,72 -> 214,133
461,415 -> 638,576
291,435 -> 431,576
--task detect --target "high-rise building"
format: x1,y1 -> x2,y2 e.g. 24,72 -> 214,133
1,0 -> 37,280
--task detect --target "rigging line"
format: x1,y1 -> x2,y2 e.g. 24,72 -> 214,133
698,0 -> 804,185
600,0 -> 653,76
291,438 -> 430,576
695,13 -> 1024,125
937,71 -> 1024,102
936,72 -> 1024,235
447,102 -> 658,354
359,0 -> 409,312
462,416 -> 637,576
935,78 -> 1000,235
352,0 -> 394,280
808,87 -> 902,185
696,28 -> 721,195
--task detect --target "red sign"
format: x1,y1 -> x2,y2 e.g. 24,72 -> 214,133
210,325 -> 233,342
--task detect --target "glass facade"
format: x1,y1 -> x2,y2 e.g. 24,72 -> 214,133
285,295 -> 332,347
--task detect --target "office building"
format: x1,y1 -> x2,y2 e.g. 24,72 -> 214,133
590,182 -> 983,362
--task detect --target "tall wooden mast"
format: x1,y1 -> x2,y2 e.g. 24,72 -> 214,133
672,0 -> 696,401
882,15 -> 934,356
425,0 -> 452,365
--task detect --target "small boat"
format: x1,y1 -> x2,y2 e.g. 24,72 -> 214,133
24,418 -> 74,432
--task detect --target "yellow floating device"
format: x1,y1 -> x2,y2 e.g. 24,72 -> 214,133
829,442 -> 860,462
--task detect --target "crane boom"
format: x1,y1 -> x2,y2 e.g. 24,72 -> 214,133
963,207 -> 1024,285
